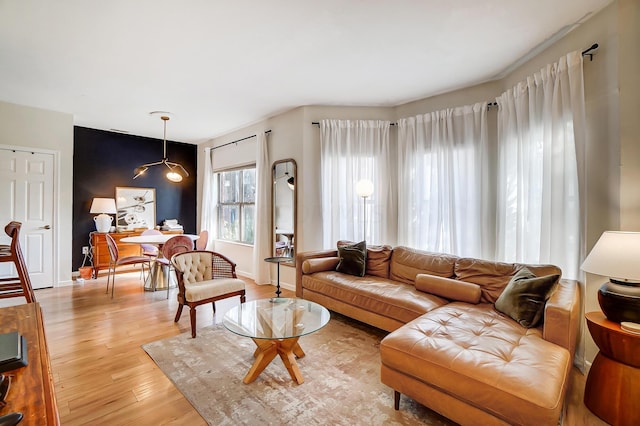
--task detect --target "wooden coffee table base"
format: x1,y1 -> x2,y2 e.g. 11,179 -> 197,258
244,337 -> 306,384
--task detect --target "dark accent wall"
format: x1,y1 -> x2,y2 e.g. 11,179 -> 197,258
72,126 -> 197,270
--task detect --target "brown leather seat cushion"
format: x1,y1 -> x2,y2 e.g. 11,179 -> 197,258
302,271 -> 447,324
380,303 -> 571,425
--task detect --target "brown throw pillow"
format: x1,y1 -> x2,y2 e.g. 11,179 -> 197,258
336,240 -> 367,277
415,274 -> 481,304
495,267 -> 560,328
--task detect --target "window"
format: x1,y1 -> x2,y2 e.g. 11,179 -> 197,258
217,166 -> 255,244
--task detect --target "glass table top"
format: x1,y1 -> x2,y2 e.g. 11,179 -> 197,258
223,298 -> 330,340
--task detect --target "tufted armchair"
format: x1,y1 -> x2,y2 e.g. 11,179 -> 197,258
171,250 -> 246,337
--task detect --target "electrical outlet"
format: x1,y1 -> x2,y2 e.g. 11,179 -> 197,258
82,246 -> 89,254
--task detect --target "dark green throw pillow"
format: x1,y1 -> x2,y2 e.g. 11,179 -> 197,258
495,267 -> 560,328
336,240 -> 367,277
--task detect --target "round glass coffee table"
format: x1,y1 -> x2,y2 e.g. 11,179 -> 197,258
223,298 -> 330,384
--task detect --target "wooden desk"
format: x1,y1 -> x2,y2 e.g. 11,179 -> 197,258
0,303 -> 59,425
584,311 -> 640,426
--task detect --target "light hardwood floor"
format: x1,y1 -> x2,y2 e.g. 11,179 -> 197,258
5,272 -> 607,425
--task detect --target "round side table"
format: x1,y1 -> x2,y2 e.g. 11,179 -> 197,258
264,256 -> 293,300
584,311 -> 640,426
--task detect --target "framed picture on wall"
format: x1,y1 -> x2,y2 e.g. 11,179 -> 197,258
115,187 -> 156,231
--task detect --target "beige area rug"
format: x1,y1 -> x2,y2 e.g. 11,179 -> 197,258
142,313 -> 455,426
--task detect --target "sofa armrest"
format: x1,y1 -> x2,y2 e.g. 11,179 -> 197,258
296,249 -> 338,297
543,278 -> 580,358
302,257 -> 340,274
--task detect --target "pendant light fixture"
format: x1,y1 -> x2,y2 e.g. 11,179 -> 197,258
133,113 -> 189,183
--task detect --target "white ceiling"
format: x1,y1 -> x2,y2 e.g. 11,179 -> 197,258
0,0 -> 612,144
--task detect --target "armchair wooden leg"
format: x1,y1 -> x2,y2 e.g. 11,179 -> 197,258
212,301 -> 216,313
394,390 -> 401,410
189,306 -> 197,338
174,304 -> 184,322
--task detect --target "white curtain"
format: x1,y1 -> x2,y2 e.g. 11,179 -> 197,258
397,104 -> 490,257
496,51 -> 585,280
252,132 -> 271,284
320,119 -> 392,248
200,147 -> 217,250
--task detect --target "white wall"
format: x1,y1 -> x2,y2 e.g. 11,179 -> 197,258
0,101 -> 74,286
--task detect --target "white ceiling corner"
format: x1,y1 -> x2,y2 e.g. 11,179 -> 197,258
0,0 -> 613,143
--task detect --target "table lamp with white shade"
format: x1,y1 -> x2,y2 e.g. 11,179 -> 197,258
580,231 -> 640,323
90,198 -> 117,233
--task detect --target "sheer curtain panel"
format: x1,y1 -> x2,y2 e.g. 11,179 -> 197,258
496,51 -> 585,280
200,147 -> 217,250
320,119 -> 392,248
252,132 -> 271,284
397,103 -> 490,258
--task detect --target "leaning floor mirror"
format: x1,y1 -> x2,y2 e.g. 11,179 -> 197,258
272,159 -> 297,265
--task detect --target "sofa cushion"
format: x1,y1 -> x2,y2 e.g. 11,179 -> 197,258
495,267 -> 560,328
364,244 -> 393,278
453,258 -> 518,303
454,258 -> 562,304
184,278 -> 245,303
380,303 -> 571,426
415,274 -> 481,304
336,240 -> 367,276
389,246 -> 458,285
301,271 -> 447,324
338,240 -> 392,278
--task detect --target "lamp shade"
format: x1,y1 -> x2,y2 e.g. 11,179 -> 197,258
90,198 -> 117,214
356,179 -> 374,198
581,231 -> 640,282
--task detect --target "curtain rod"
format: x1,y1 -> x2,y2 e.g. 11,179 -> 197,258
312,122 -> 397,126
211,130 -> 271,151
582,43 -> 598,61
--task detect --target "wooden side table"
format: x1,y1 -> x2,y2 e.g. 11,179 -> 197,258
584,311 -> 640,426
0,303 -> 59,425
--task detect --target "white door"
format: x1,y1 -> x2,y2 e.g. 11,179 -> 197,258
0,148 -> 54,289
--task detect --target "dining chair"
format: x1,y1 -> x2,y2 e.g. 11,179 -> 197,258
195,230 -> 208,250
156,235 -> 194,299
171,250 -> 246,338
0,221 -> 36,303
140,229 -> 162,257
105,234 -> 152,298
139,229 -> 162,280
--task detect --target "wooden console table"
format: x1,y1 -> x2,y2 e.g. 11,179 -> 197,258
90,230 -> 182,278
0,303 -> 59,425
584,311 -> 640,426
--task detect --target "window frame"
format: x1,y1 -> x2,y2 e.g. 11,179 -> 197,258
215,164 -> 256,245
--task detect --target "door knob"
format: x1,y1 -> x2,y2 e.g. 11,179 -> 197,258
40,225 -> 51,230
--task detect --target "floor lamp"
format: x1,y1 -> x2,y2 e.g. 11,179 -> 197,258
356,179 -> 374,241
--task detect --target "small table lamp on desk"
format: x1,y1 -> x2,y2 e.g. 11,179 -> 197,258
90,198 -> 117,233
584,312 -> 640,426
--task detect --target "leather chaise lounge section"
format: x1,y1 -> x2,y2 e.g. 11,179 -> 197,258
296,245 -> 580,426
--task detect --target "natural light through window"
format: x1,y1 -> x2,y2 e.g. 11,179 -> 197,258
217,166 -> 256,244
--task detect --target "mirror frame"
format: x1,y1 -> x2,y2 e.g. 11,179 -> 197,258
271,158 -> 297,266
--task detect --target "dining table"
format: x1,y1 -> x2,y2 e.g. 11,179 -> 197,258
120,234 -> 199,291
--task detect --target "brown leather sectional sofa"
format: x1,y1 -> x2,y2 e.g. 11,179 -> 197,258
296,244 -> 580,426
